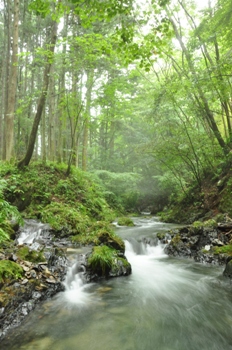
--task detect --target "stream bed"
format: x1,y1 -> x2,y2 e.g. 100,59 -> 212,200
2,217 -> 232,350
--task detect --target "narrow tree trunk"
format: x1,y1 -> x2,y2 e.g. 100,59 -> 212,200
17,18 -> 58,168
82,69 -> 94,171
5,0 -> 19,160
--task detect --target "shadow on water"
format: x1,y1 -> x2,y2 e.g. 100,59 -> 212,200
2,217 -> 232,350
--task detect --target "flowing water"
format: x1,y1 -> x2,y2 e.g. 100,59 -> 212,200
2,217 -> 232,350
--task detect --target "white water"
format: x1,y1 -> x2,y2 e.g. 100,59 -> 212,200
64,260 -> 94,305
3,217 -> 232,350
17,219 -> 50,245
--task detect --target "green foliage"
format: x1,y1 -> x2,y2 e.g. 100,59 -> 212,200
192,221 -> 203,229
1,163 -> 115,237
88,245 -> 117,276
117,216 -> 135,226
16,246 -> 46,263
93,170 -> 140,211
0,229 -> 10,244
40,202 -> 90,234
0,260 -> 23,283
0,178 -> 23,243
72,221 -> 124,249
213,245 -> 232,256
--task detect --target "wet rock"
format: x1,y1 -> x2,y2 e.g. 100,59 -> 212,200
223,259 -> 232,278
46,276 -> 56,284
0,244 -> 68,340
212,239 -> 224,246
165,222 -> 232,265
21,279 -> 28,285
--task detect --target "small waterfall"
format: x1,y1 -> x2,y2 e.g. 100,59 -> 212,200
125,238 -> 167,259
17,219 -> 50,247
63,255 -> 93,305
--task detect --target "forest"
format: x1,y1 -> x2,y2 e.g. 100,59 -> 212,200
1,0 -> 232,347
1,0 -> 232,215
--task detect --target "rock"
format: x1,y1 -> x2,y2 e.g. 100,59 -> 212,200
9,253 -> 17,262
212,239 -> 224,246
21,279 -> 28,285
46,276 -> 56,284
164,222 -> 232,265
223,259 -> 232,278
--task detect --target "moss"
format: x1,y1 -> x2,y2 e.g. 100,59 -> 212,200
117,217 -> 135,226
88,245 -> 117,276
2,163 -> 115,235
40,202 -> 90,234
203,219 -> 217,228
97,230 -> 125,253
212,244 -> 232,256
17,246 -> 46,263
157,233 -> 165,240
117,257 -> 131,268
171,234 -> 181,247
71,221 -> 122,247
0,260 -> 23,283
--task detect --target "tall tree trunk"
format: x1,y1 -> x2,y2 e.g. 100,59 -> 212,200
5,0 -> 19,160
18,17 -> 58,168
82,69 -> 94,171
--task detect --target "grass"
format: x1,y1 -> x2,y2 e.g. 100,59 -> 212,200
88,245 -> 117,276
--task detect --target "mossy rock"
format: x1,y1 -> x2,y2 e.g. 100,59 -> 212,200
170,234 -> 181,247
157,233 -> 165,240
97,230 -> 125,253
223,258 -> 232,278
88,245 -> 117,277
16,246 -> 46,263
87,245 -> 131,278
0,260 -> 23,283
117,217 -> 135,227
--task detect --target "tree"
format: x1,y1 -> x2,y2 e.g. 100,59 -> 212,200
17,12 -> 59,168
5,0 -> 19,160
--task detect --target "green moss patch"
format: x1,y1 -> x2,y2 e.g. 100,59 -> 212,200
17,246 -> 46,263
97,230 -> 125,252
0,260 -> 23,283
40,202 -> 90,234
88,245 -> 117,276
213,244 -> 232,256
117,217 -> 135,226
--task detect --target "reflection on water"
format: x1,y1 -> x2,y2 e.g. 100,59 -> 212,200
2,217 -> 232,350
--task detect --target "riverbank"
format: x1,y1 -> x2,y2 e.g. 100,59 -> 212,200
160,217 -> 232,277
0,223 -> 69,339
0,218 -> 132,340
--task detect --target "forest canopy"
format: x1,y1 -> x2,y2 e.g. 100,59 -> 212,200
1,0 -> 232,215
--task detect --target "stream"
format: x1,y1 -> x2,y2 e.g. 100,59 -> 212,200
2,217 -> 232,350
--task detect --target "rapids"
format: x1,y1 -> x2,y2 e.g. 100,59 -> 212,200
2,217 -> 232,350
